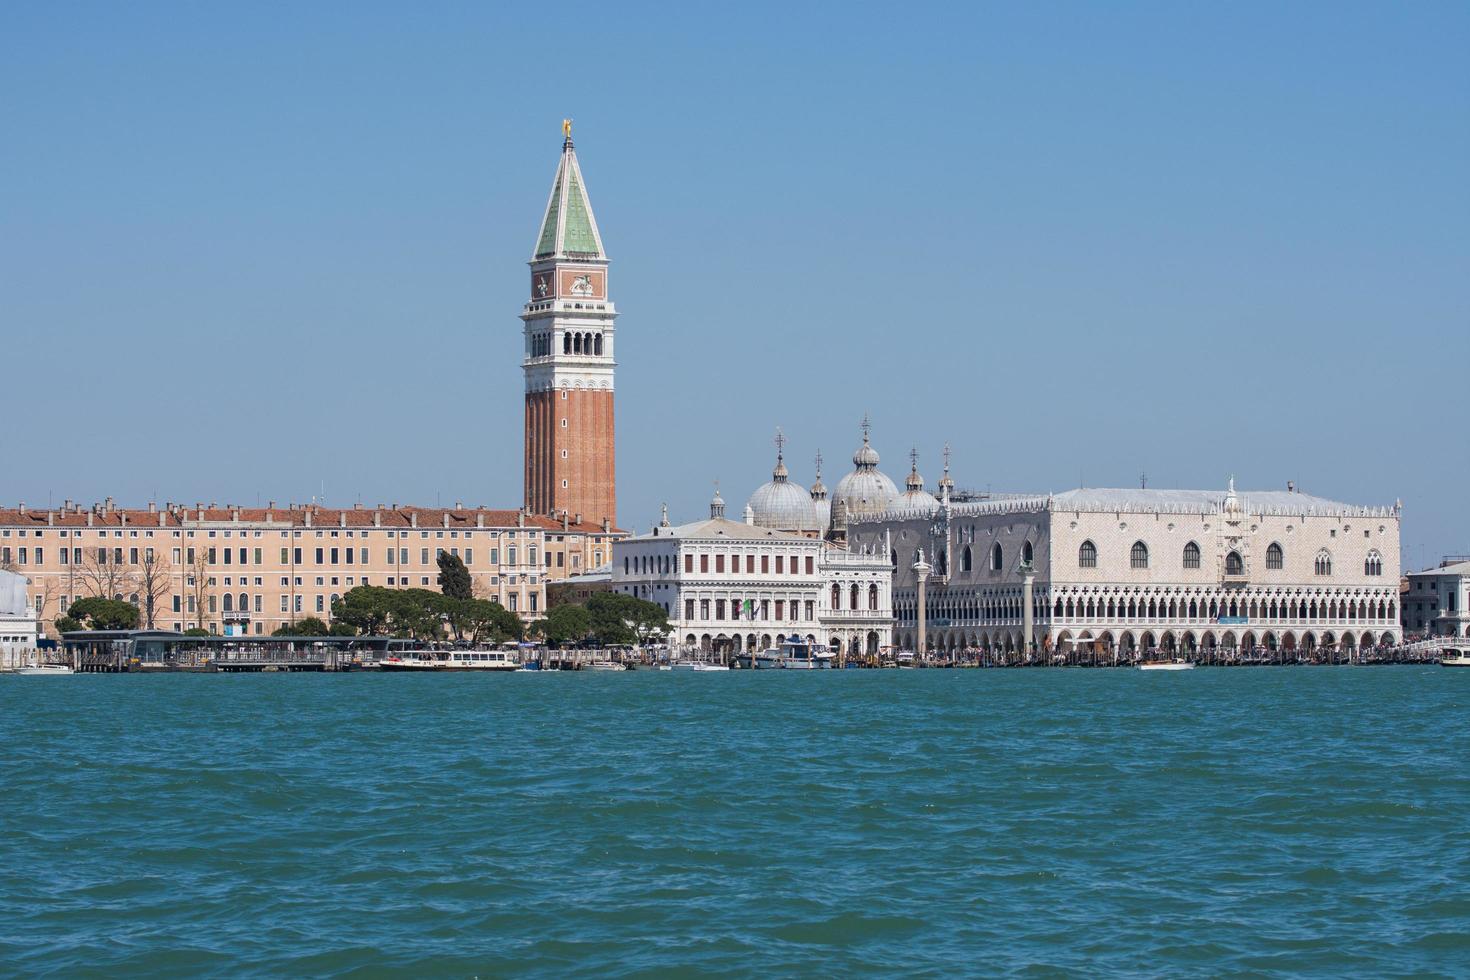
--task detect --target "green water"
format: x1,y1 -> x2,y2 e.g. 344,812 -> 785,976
1,668 -> 1466,976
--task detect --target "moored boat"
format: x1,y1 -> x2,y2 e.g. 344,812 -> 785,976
10,663 -> 75,675
1137,658 -> 1195,671
1440,647 -> 1470,667
669,660 -> 730,671
379,649 -> 521,671
582,660 -> 628,671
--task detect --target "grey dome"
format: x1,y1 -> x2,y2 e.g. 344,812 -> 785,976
747,449 -> 821,532
832,427 -> 899,521
893,456 -> 939,513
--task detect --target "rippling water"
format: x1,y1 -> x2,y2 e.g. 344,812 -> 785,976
1,668 -> 1466,976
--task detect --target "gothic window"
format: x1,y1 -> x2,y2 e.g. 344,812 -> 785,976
831,584 -> 840,609
594,333 -> 603,355
1225,551 -> 1243,576
1315,550 -> 1333,576
990,543 -> 1003,571
1079,541 -> 1097,568
850,584 -> 860,609
1266,542 -> 1284,570
1364,550 -> 1383,576
563,332 -> 571,354
961,546 -> 972,572
937,550 -> 948,576
1130,541 -> 1149,569
890,550 -> 897,568
1183,541 -> 1201,569
869,584 -> 878,610
1022,540 -> 1033,564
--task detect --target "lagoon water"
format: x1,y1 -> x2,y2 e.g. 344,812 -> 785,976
1,668 -> 1466,977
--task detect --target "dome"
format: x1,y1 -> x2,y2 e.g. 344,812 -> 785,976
831,424 -> 899,522
893,451 -> 939,513
747,441 -> 821,532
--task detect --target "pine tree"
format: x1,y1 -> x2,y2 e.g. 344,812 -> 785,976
437,551 -> 473,600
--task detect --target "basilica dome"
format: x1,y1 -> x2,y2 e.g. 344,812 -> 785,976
892,453 -> 939,513
747,447 -> 821,533
831,427 -> 900,521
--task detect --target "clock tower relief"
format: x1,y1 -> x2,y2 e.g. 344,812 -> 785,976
519,123 -> 617,528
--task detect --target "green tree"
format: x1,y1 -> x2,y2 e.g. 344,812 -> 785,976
332,587 -> 397,636
456,598 -> 523,645
587,592 -> 669,645
66,597 -> 140,631
274,616 -> 330,636
54,615 -> 83,634
437,552 -> 474,600
531,603 -> 592,647
183,627 -> 211,637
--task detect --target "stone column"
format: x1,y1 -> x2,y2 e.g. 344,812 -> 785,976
913,550 -> 932,662
1022,570 -> 1036,658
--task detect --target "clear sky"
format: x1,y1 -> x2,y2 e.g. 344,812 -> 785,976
3,2 -> 1466,569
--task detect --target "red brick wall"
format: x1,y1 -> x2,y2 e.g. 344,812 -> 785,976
525,388 -> 615,526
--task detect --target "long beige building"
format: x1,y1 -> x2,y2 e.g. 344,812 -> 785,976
0,501 -> 619,637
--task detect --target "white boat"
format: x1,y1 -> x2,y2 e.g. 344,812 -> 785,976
379,649 -> 521,672
1137,658 -> 1195,671
11,663 -> 75,675
1440,648 -> 1470,667
669,660 -> 730,671
779,638 -> 830,670
582,660 -> 628,671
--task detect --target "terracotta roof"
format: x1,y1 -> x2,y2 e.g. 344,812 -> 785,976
0,505 -> 623,535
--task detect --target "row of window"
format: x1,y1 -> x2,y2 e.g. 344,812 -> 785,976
2,527 -> 566,541
1075,540 -> 1383,577
1,543 -> 600,572
684,597 -> 811,622
622,552 -> 818,577
959,541 -> 1036,573
1054,594 -> 1397,622
831,583 -> 882,611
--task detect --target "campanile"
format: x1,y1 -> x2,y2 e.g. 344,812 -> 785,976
520,121 -> 617,527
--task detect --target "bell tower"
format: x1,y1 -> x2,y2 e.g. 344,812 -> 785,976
520,121 -> 617,527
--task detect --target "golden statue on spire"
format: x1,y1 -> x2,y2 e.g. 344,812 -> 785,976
562,118 -> 572,139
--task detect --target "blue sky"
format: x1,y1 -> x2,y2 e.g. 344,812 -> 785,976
2,2 -> 1466,568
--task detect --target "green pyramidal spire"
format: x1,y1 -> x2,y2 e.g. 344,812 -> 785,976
533,126 -> 606,260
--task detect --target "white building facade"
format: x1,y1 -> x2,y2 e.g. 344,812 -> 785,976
611,495 -> 892,657
848,481 -> 1403,658
1402,558 -> 1470,638
0,569 -> 40,670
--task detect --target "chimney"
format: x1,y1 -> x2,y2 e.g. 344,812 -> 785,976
63,499 -> 72,512
232,508 -> 240,522
563,512 -> 570,531
339,512 -> 346,528
104,496 -> 114,512
476,513 -> 484,529
353,502 -> 364,510
147,501 -> 157,514
602,517 -> 611,533
574,513 -> 582,526
1287,481 -> 1295,493
373,510 -> 381,528
454,500 -> 462,510
47,512 -> 54,527
410,512 -> 418,528
17,502 -> 25,514
87,511 -> 94,527
517,511 -> 526,529
268,501 -> 275,510
305,509 -> 313,528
